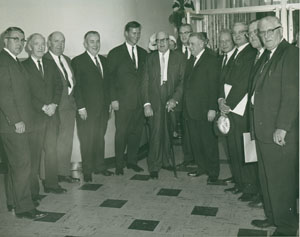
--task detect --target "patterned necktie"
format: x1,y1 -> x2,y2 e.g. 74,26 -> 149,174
132,46 -> 137,69
37,60 -> 44,77
94,56 -> 103,78
58,56 -> 72,88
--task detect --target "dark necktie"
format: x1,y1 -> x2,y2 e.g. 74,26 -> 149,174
260,50 -> 271,73
184,46 -> 188,59
37,60 -> 44,77
222,53 -> 228,68
254,51 -> 260,65
94,56 -> 103,78
132,46 -> 137,69
58,56 -> 72,88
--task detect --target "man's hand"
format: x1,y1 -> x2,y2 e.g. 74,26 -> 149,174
111,101 -> 119,111
273,129 -> 287,146
144,104 -> 153,117
218,98 -> 230,114
166,99 -> 177,112
78,108 -> 88,120
207,110 -> 216,122
15,121 -> 25,134
45,104 -> 57,116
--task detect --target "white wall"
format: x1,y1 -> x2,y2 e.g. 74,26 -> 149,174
0,0 -> 174,159
0,0 -> 174,57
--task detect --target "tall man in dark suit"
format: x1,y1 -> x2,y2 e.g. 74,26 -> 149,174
175,24 -> 194,169
141,31 -> 186,179
184,33 -> 220,183
250,16 -> 299,236
45,31 -> 78,183
218,22 -> 257,197
23,33 -> 65,195
107,21 -> 147,175
0,27 -> 47,219
72,31 -> 113,182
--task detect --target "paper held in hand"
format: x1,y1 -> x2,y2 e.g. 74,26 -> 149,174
243,132 -> 258,163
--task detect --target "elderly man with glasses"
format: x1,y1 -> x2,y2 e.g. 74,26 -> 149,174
141,31 -> 186,179
250,16 -> 299,236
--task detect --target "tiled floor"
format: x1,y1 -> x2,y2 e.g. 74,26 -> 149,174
0,146 -> 274,237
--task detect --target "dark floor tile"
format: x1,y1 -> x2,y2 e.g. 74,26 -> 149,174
157,188 -> 181,197
79,184 -> 102,191
191,206 -> 218,216
34,212 -> 65,222
237,228 -> 268,236
128,219 -> 159,231
99,199 -> 127,208
130,174 -> 150,181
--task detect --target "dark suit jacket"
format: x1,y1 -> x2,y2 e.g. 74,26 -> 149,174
141,50 -> 186,112
0,50 -> 35,133
107,43 -> 147,109
43,52 -> 76,111
184,48 -> 220,120
253,40 -> 299,143
22,57 -> 63,129
71,51 -> 110,118
223,44 -> 256,110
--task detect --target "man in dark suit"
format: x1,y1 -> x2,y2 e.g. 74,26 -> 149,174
23,33 -> 65,195
250,16 -> 299,236
141,31 -> 186,179
183,32 -> 220,183
72,31 -> 113,182
218,22 -> 257,197
45,31 -> 79,183
0,27 -> 47,219
107,21 -> 147,175
175,24 -> 194,169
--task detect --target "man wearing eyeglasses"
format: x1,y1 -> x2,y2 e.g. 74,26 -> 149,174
218,22 -> 257,198
250,16 -> 299,236
0,27 -> 47,219
141,31 -> 186,179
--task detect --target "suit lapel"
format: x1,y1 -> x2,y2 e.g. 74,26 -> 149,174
28,57 -> 44,81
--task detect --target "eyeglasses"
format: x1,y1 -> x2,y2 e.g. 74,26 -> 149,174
248,29 -> 258,37
6,37 -> 26,44
258,26 -> 281,37
156,38 -> 169,44
232,30 -> 248,36
179,31 -> 191,35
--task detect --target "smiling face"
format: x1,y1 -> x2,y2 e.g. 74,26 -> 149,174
179,25 -> 192,46
29,34 -> 46,59
189,35 -> 205,57
232,23 -> 248,47
84,33 -> 100,56
4,30 -> 25,56
125,27 -> 141,46
48,32 -> 65,56
156,32 -> 169,53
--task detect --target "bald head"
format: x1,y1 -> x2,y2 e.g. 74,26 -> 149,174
27,33 -> 46,59
258,16 -> 282,50
156,31 -> 169,53
48,31 -> 65,56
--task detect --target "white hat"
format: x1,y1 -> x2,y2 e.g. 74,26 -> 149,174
148,33 -> 157,51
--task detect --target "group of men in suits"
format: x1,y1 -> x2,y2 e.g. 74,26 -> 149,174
218,16 -> 298,236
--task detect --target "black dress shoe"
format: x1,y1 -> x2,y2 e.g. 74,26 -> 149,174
161,165 -> 173,171
58,175 -> 80,183
187,170 -> 205,177
251,219 -> 274,228
44,186 -> 67,194
207,177 -> 225,185
100,170 -> 114,176
238,193 -> 255,202
84,174 -> 92,182
221,176 -> 234,183
224,186 -> 241,194
115,168 -> 124,175
271,229 -> 295,236
149,171 -> 158,179
16,209 -> 47,220
126,163 -> 144,172
7,205 -> 15,212
248,195 -> 263,208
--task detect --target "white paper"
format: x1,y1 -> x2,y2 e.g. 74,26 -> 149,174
243,132 -> 258,163
224,83 -> 248,116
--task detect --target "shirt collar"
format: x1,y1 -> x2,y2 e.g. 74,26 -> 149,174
194,48 -> 205,61
49,50 -> 61,61
86,50 -> 98,61
237,42 -> 249,53
31,55 -> 42,64
126,42 -> 136,51
225,47 -> 236,58
4,48 -> 17,61
159,49 -> 170,58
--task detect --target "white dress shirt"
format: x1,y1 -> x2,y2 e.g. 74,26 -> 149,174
234,42 -> 249,59
182,45 -> 191,59
126,42 -> 138,68
193,48 -> 205,66
159,49 -> 170,85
